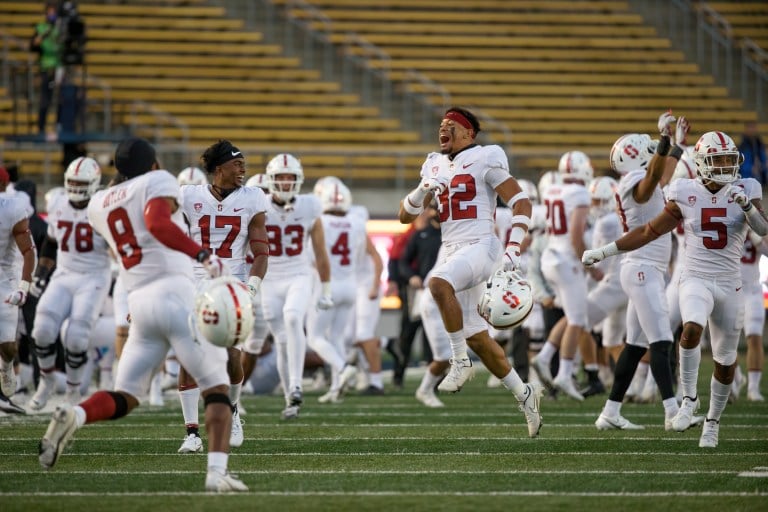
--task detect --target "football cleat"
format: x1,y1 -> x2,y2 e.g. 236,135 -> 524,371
229,407 -> 244,448
665,413 -> 705,431
747,390 -> 765,402
0,364 -> 16,397
518,383 -> 543,438
0,394 -> 26,415
415,388 -> 445,408
39,404 -> 78,469
178,433 -> 203,453
28,374 -> 56,411
553,374 -> 584,402
670,396 -> 699,432
437,358 -> 474,393
698,418 -> 720,448
280,405 -> 300,421
318,389 -> 343,404
580,380 -> 605,398
595,412 -> 644,430
337,364 -> 357,393
359,385 -> 385,396
531,356 -> 554,389
205,469 -> 248,492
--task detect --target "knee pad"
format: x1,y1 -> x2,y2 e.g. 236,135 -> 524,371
64,319 -> 92,353
65,349 -> 88,369
32,339 -> 58,359
31,314 -> 59,348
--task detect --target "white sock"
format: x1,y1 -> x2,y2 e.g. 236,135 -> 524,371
662,397 -> 679,418
369,372 -> 383,389
707,375 -> 730,422
537,341 -> 557,364
73,405 -> 86,427
748,370 -> 762,394
555,358 -> 574,382
229,381 -> 242,406
179,388 -> 200,426
207,451 -> 228,473
501,369 -> 525,397
448,330 -> 467,360
603,399 -> 621,417
418,370 -> 442,394
679,345 -> 701,399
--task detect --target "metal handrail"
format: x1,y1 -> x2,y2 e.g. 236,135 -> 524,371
698,3 -> 733,39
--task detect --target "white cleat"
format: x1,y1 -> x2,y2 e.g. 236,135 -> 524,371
595,412 -> 645,430
747,390 -> 765,402
415,388 -> 445,408
670,396 -> 699,432
665,414 -> 705,431
531,356 -> 553,389
178,433 -> 203,453
28,375 -> 56,411
553,375 -> 584,402
229,407 -> 244,448
39,404 -> 78,469
0,364 -> 16,397
518,383 -> 543,438
437,358 -> 474,393
318,389 -> 343,404
205,469 -> 248,492
280,405 -> 300,421
698,418 -> 720,448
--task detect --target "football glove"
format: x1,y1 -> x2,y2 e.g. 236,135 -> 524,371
502,243 -> 521,271
657,110 -> 676,137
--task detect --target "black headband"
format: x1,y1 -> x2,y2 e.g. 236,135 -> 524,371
206,142 -> 243,172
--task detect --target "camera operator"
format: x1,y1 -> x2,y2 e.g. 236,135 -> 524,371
29,1 -> 63,135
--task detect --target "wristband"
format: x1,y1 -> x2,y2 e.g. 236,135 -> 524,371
669,145 -> 684,161
248,275 -> 262,291
321,281 -> 331,297
602,242 -> 621,257
195,249 -> 210,263
507,226 -> 527,247
510,214 -> 531,229
19,280 -> 31,293
656,135 -> 671,156
403,194 -> 424,215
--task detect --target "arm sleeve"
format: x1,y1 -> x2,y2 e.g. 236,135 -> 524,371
144,197 -> 202,259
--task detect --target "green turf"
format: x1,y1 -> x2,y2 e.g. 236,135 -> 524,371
1,355 -> 766,512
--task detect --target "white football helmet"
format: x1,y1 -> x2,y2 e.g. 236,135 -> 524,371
558,151 -> 594,184
693,131 -> 743,185
177,167 -> 208,186
588,176 -> 618,216
314,176 -> 352,213
670,146 -> 697,183
194,276 -> 255,348
64,156 -> 101,202
517,178 -> 539,205
245,173 -> 269,191
537,170 -> 562,199
266,153 -> 304,202
477,268 -> 534,330
609,133 -> 654,175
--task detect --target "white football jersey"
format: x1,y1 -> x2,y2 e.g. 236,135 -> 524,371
419,144 -> 510,244
88,170 -> 194,293
264,194 -> 323,279
616,169 -> 671,271
322,211 -> 367,284
46,192 -> 110,274
667,177 -> 762,277
591,211 -> 623,277
180,185 -> 268,281
348,204 -> 374,282
740,232 -> 761,285
542,182 -> 590,258
0,192 -> 32,285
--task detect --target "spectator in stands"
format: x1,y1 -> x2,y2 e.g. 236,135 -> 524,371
30,2 -> 63,135
739,121 -> 766,186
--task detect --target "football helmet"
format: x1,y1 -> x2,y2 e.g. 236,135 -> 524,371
693,131 -> 743,185
588,176 -> 618,216
537,170 -> 562,199
177,167 -> 208,186
266,153 -> 304,202
64,156 -> 101,202
670,146 -> 697,183
194,276 -> 255,348
609,133 -> 654,175
477,268 -> 534,330
517,178 -> 539,205
558,151 -> 594,184
245,173 -> 269,191
314,176 -> 352,213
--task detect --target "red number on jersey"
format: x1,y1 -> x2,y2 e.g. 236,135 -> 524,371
742,239 -> 757,264
199,215 -> 242,258
700,208 -> 728,250
437,174 -> 478,222
615,192 -> 629,232
330,231 -> 351,266
57,220 -> 94,252
266,224 -> 305,257
107,207 -> 143,269
544,198 -> 568,235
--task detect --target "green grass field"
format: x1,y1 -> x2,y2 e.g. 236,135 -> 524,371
0,355 -> 766,512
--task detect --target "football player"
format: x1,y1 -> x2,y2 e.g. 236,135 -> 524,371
584,128 -> 768,447
39,137 -> 247,491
